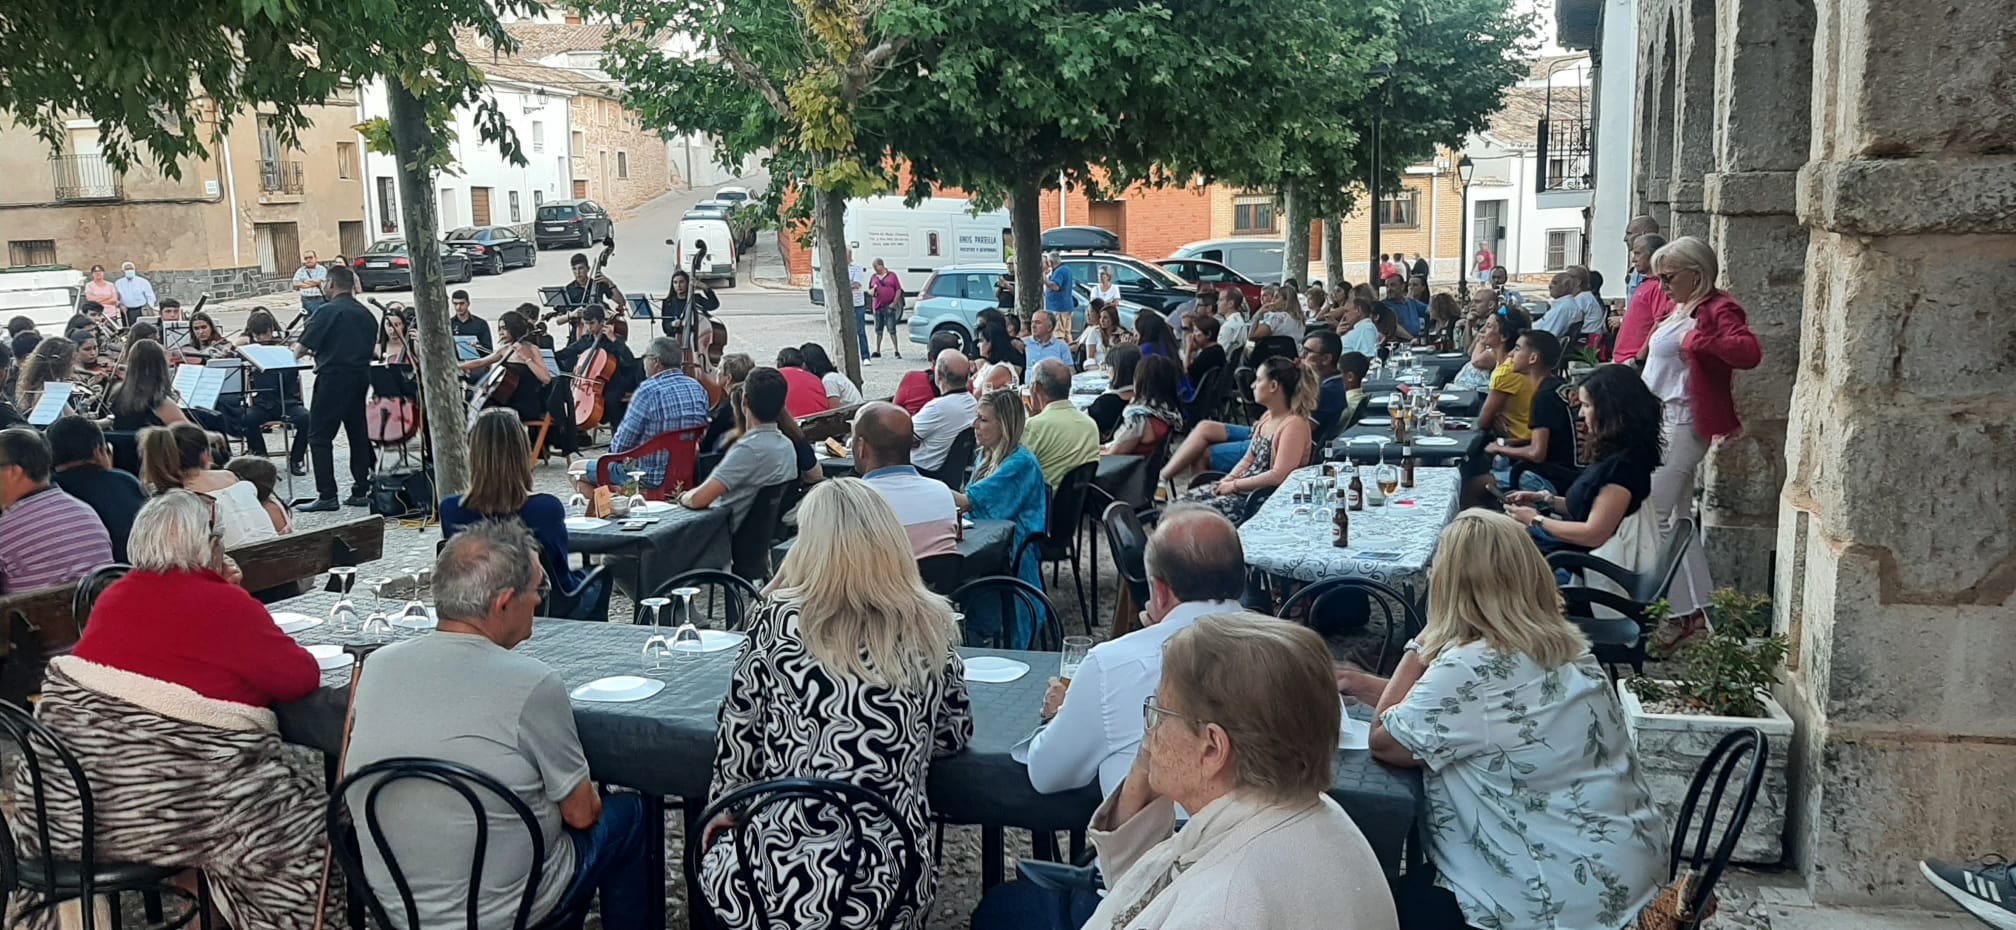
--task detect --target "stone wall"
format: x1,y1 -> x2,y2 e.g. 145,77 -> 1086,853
149,265 -> 295,303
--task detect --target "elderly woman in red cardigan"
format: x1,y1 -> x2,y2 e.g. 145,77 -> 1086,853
1639,235 -> 1762,639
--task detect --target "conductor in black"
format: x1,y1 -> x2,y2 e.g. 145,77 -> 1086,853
295,264 -> 378,512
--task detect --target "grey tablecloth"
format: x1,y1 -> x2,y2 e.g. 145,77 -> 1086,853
271,614 -> 1423,867
773,518 -> 1015,579
566,505 -> 733,599
1239,465 -> 1462,586
1331,424 -> 1474,466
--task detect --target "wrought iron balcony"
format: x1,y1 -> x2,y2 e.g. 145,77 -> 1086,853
259,159 -> 304,195
1535,117 -> 1593,193
51,154 -> 122,201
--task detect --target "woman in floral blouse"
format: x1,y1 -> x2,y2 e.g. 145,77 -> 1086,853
1356,509 -> 1665,930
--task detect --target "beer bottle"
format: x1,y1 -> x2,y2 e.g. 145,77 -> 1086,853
1401,446 -> 1416,489
1348,468 -> 1365,511
1332,504 -> 1350,548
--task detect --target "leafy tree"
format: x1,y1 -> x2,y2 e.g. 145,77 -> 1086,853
0,0 -> 540,493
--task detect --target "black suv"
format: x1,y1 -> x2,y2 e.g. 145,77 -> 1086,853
535,199 -> 615,250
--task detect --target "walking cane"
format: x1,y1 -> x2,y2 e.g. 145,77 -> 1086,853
311,643 -> 381,930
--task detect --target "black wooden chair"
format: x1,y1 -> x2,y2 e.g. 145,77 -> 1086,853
1647,728 -> 1770,930
0,700 -> 209,930
949,575 -> 1065,652
917,552 -> 966,597
923,428 -> 978,491
1547,517 -> 1697,675
543,563 -> 613,622
1183,365 -> 1229,428
1013,461 -> 1099,631
328,756 -> 586,930
687,778 -> 923,930
651,568 -> 762,631
71,563 -> 130,632
1100,501 -> 1151,612
730,481 -> 796,583
1276,578 -> 1421,675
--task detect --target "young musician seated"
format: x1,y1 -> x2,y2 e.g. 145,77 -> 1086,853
554,306 -> 642,425
561,252 -> 624,317
230,310 -> 310,476
460,307 -> 554,429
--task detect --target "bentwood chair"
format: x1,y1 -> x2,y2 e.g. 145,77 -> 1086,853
1548,517 -> 1696,676
1640,728 -> 1770,930
924,428 -> 978,491
949,576 -> 1065,652
0,701 -> 210,930
1275,578 -> 1422,676
916,553 -> 967,597
329,757 -> 588,930
71,563 -> 131,633
651,568 -> 762,631
730,481 -> 796,583
687,778 -> 923,930
1013,461 -> 1099,631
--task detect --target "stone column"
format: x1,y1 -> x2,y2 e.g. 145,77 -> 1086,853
1634,13 -> 1678,226
1666,0 -> 1716,241
1698,0 -> 1813,595
1779,0 -> 2016,904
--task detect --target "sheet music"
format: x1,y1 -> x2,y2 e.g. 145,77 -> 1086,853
539,348 -> 562,378
172,364 -> 202,399
204,358 -> 247,396
237,344 -> 305,371
27,383 -> 73,426
186,368 -> 229,410
158,320 -> 193,351
455,335 -> 483,361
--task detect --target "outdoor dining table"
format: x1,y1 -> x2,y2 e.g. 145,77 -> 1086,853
820,454 -> 1152,511
565,503 -> 733,601
270,608 -> 1424,911
1331,423 -> 1475,466
1362,386 -> 1483,417
772,517 -> 1016,579
1238,464 -> 1462,592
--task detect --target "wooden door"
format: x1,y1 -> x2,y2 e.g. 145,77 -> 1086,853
573,179 -> 588,199
1088,200 -> 1125,251
470,187 -> 492,226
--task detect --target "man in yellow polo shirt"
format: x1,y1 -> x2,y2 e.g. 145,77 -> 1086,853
1022,358 -> 1100,490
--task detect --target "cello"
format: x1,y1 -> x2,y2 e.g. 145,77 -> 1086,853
569,238 -> 621,430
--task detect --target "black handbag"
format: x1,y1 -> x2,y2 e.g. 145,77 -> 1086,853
369,470 -> 433,518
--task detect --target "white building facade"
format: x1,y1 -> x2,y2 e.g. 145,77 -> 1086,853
1460,57 -> 1608,283
357,78 -> 576,242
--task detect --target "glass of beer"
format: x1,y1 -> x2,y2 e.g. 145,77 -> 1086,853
1375,463 -> 1401,500
1059,635 -> 1094,686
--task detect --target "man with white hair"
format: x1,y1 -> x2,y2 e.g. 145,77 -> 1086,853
913,349 -> 977,471
113,261 -> 156,323
1021,309 -> 1073,381
345,520 -> 653,929
1022,358 -> 1099,491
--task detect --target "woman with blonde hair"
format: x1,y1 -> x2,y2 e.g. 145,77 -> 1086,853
1358,510 -> 1664,930
15,335 -> 77,413
1642,235 -> 1760,632
701,478 -> 972,930
953,389 -> 1047,646
1175,355 -> 1315,523
138,421 -> 286,546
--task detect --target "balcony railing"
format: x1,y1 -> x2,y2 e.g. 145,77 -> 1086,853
1534,117 -> 1593,193
51,154 -> 122,201
259,159 -> 304,195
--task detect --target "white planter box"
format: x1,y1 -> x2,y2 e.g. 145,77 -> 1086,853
1618,682 -> 1794,864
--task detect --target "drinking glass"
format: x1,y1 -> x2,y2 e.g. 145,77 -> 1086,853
567,493 -> 589,517
668,622 -> 705,658
641,633 -> 673,672
1375,463 -> 1401,502
329,565 -> 357,597
397,599 -> 431,635
671,586 -> 702,630
366,577 -> 393,615
327,597 -> 359,634
639,596 -> 670,628
361,612 -> 393,644
1059,636 -> 1094,685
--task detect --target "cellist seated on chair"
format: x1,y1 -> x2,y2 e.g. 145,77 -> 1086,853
555,306 -> 642,425
570,336 -> 709,496
460,307 -> 553,432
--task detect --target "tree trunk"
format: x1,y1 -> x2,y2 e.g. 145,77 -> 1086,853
1280,179 -> 1310,286
1011,179 -> 1043,325
1323,216 -> 1345,288
812,186 -> 860,383
387,83 -> 469,496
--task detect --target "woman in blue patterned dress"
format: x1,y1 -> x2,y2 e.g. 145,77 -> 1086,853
954,388 -> 1049,647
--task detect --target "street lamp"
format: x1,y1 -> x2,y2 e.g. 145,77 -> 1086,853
1456,154 -> 1476,300
1365,64 -> 1393,283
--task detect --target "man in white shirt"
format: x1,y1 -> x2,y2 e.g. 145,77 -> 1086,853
1489,266 -> 1523,308
292,251 -> 330,314
912,349 -> 976,471
1532,273 -> 1583,339
1023,504 -> 1246,795
113,262 -> 156,323
1020,310 -> 1073,383
846,245 -> 870,364
1565,265 -> 1607,337
851,401 -> 959,557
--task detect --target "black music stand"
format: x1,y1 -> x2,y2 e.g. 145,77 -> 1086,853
236,344 -> 307,503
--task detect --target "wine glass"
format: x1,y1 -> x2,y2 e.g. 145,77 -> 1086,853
360,611 -> 393,644
1375,463 -> 1401,502
639,596 -> 670,628
397,598 -> 431,634
670,586 -> 702,630
327,597 -> 359,634
641,633 -> 673,672
668,621 -> 705,659
567,493 -> 589,518
328,566 -> 357,598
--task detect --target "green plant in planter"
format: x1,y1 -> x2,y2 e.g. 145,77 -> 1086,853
1626,605 -> 1789,719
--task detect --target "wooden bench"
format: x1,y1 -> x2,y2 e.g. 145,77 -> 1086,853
798,403 -> 860,444
0,514 -> 386,704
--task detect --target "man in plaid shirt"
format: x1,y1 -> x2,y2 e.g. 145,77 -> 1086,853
576,337 -> 710,491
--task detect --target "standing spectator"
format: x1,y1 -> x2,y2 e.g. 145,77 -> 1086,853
851,402 -> 958,557
1378,254 -> 1398,282
1411,252 -> 1430,282
1642,236 -> 1761,632
680,369 -> 803,530
1042,252 -> 1075,319
1472,241 -> 1495,286
344,520 -> 655,930
801,342 -> 862,409
1090,265 -> 1122,306
1610,234 -> 1670,364
291,250 -> 329,314
1022,359 -> 1100,490
913,351 -> 978,472
1021,310 -> 1073,382
1622,214 -> 1661,293
847,245 -> 872,364
774,346 -> 834,420
82,264 -> 121,316
702,479 -> 971,929
953,390 -> 1049,646
869,258 -> 903,360
48,416 -> 145,562
0,428 -> 113,594
113,261 -> 156,323
896,331 -> 961,415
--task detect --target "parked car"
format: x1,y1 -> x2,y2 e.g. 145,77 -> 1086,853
353,239 -> 473,291
906,263 -> 1145,354
1041,225 -> 1121,252
534,199 -> 614,249
713,185 -> 751,204
1168,238 -> 1287,284
443,225 -> 538,275
1053,253 -> 1194,314
1155,256 -> 1264,308
691,199 -> 758,252
672,212 -> 739,287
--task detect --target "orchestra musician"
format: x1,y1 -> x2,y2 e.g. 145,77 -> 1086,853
156,299 -> 184,322
103,339 -> 193,431
555,305 -> 641,417
293,264 -> 378,512
659,268 -> 720,340
459,306 -> 553,431
19,335 -> 79,415
232,309 -> 310,477
450,289 -> 492,350
184,312 -> 234,361
377,304 -> 415,365
561,252 -> 625,313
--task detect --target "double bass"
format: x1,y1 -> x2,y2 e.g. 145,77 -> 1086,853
665,239 -> 730,405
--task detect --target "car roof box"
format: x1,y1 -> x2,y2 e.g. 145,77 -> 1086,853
1041,225 -> 1121,253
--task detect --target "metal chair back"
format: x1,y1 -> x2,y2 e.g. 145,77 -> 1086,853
686,778 -> 922,930
0,700 -> 102,918
925,428 -> 978,491
730,481 -> 796,582
71,563 -> 130,633
653,568 -> 763,630
1100,501 -> 1150,609
328,757 -> 560,930
1275,578 -> 1422,675
1662,728 -> 1770,930
949,575 -> 1065,651
916,553 -> 966,597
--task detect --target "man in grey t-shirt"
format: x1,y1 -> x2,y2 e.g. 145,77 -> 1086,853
680,366 -> 800,530
342,521 -> 652,929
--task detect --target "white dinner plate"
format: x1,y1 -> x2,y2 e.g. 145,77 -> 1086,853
963,656 -> 1031,683
271,610 -> 324,635
570,676 -> 667,703
1348,435 -> 1387,445
1436,352 -> 1465,358
306,643 -> 351,671
1369,394 -> 1399,405
1416,436 -> 1460,447
565,516 -> 610,531
669,630 -> 746,653
635,500 -> 675,515
1359,417 -> 1391,426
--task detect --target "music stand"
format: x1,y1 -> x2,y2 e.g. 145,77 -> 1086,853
236,344 -> 308,502
26,383 -> 74,427
158,320 -> 193,352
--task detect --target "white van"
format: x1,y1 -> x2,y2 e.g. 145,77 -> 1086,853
1167,238 -> 1288,284
809,195 -> 1012,304
672,212 -> 738,287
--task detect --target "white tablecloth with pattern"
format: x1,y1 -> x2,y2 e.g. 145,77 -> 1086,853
1239,465 -> 1462,586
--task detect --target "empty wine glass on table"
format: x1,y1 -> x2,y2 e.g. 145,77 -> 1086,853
668,622 -> 705,659
641,632 -> 673,673
670,586 -> 702,630
639,596 -> 670,627
360,611 -> 393,644
327,566 -> 359,632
